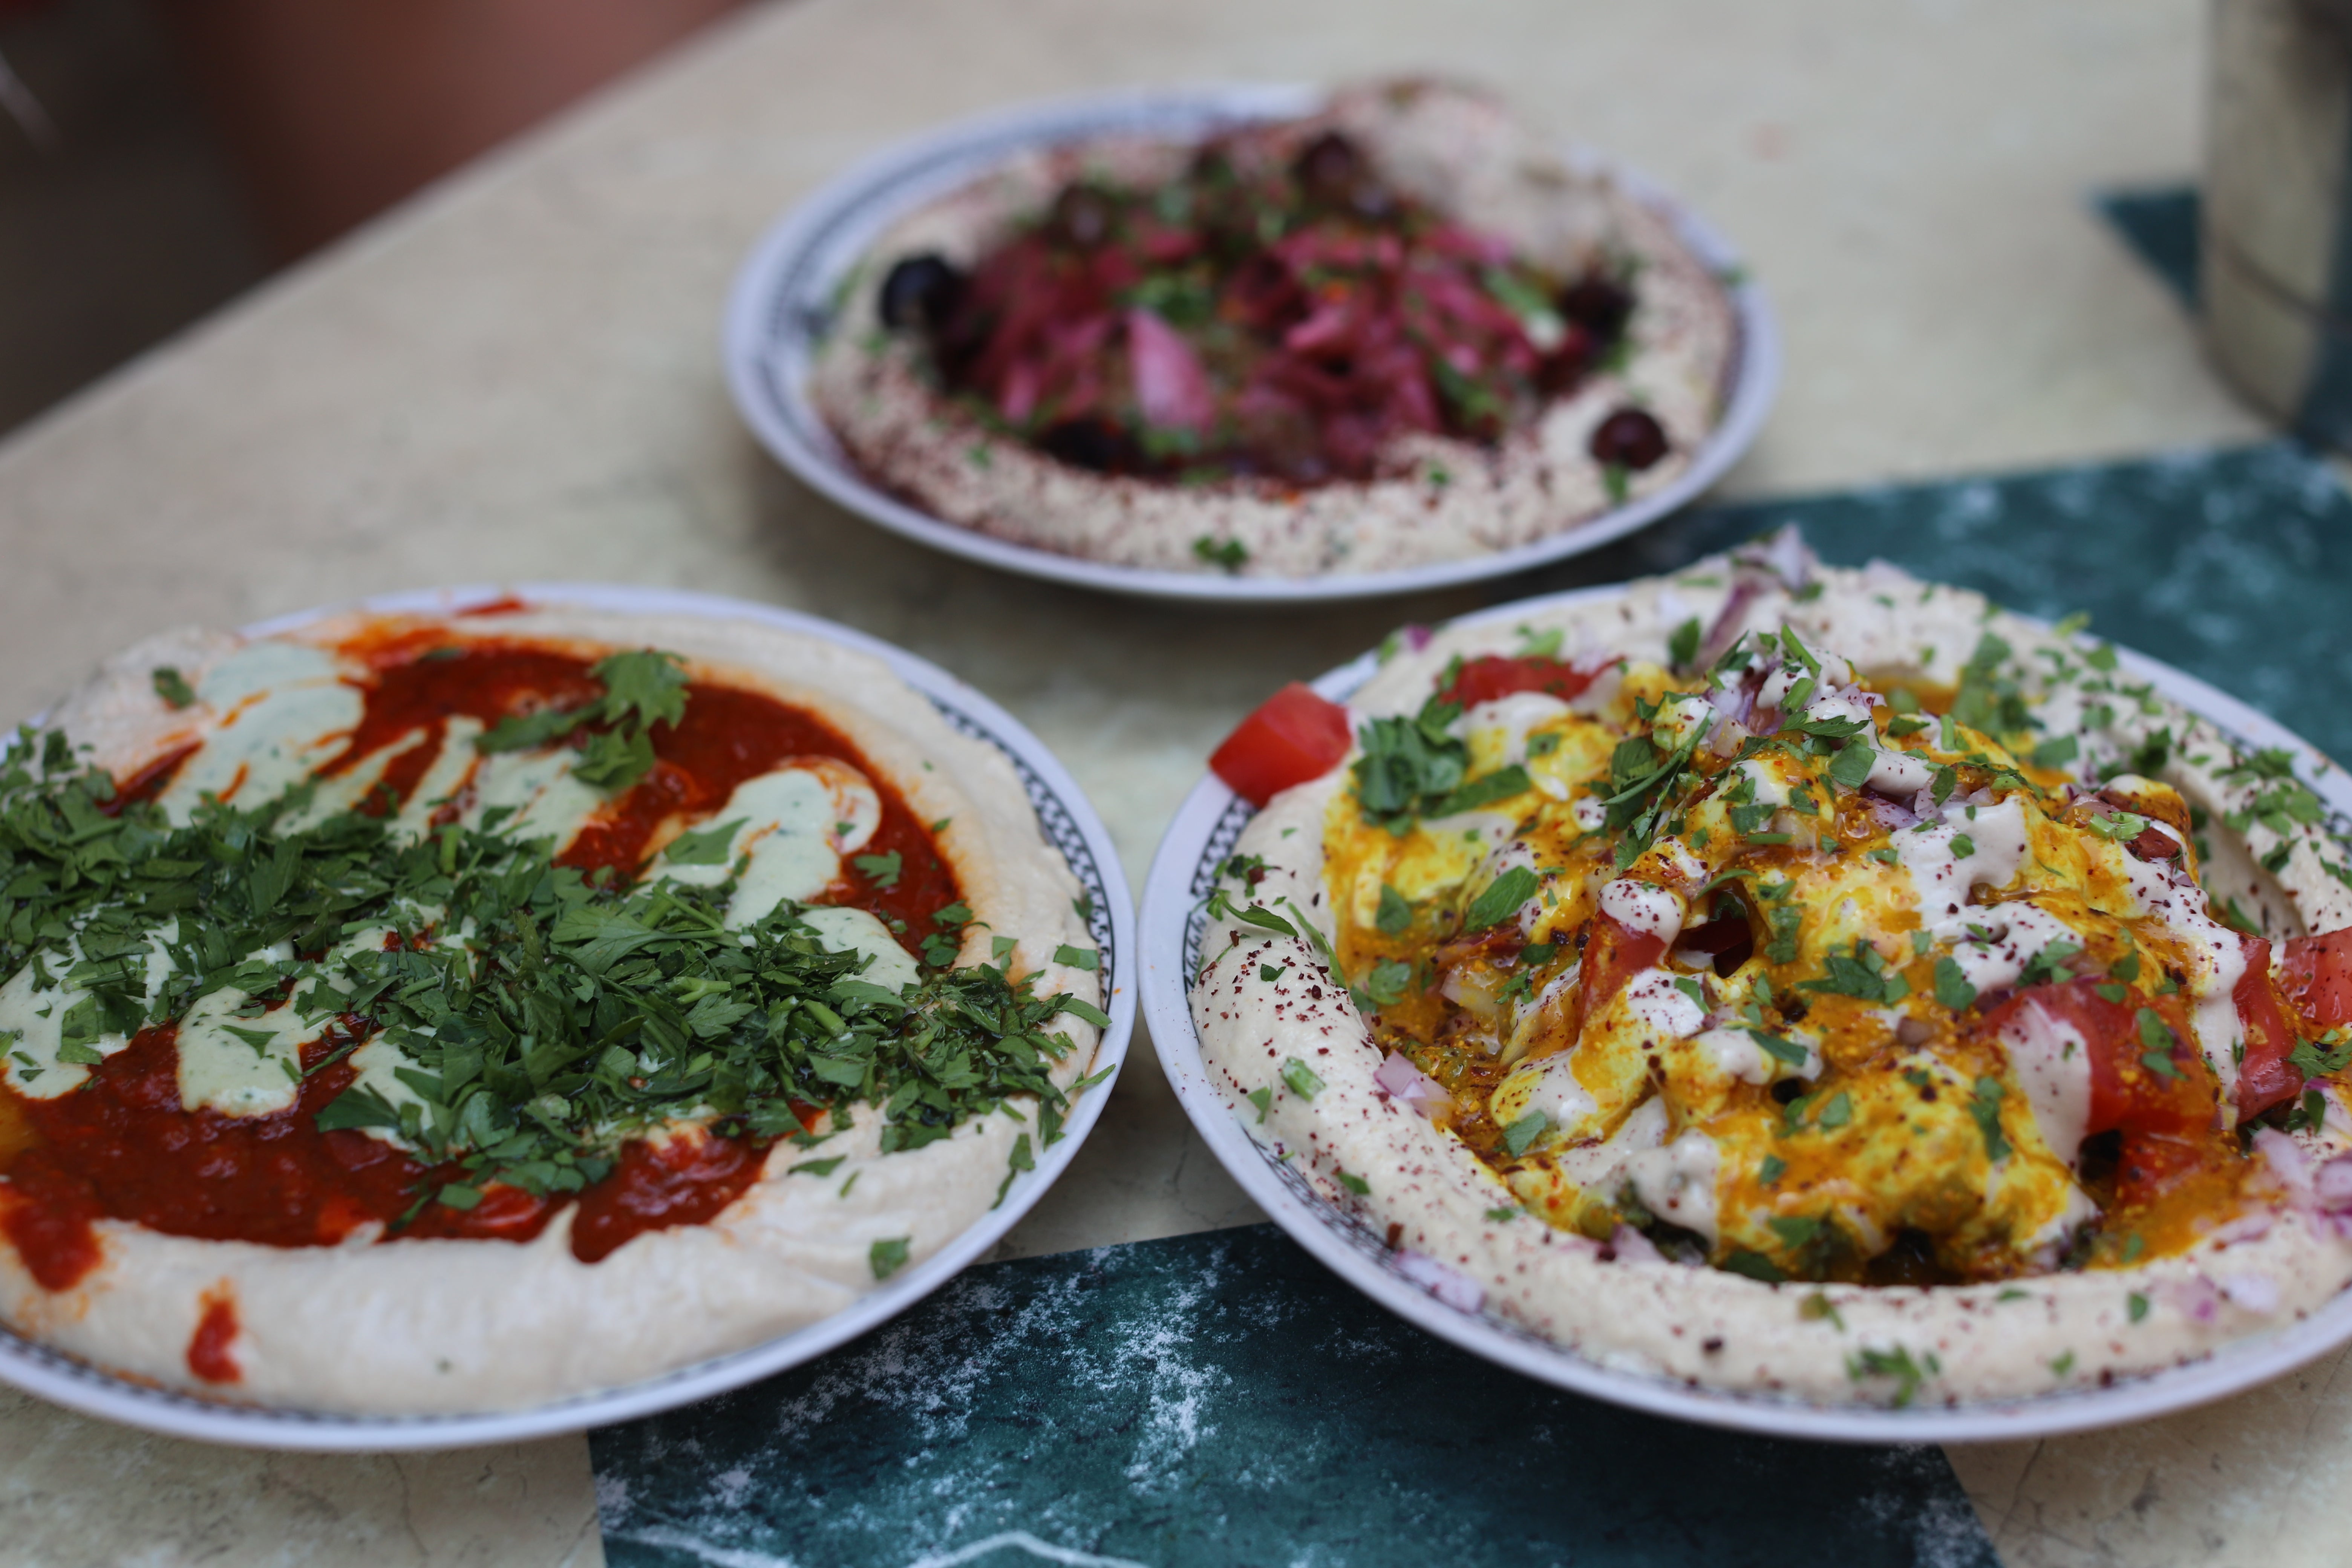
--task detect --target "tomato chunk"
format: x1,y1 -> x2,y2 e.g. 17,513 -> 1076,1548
1437,655 -> 1600,710
1980,978 -> 2212,1136
2283,928 -> 2352,1031
1579,913 -> 1666,1025
1208,682 -> 1352,806
2233,937 -> 2304,1118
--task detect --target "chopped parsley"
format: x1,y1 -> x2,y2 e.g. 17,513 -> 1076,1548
151,667 -> 198,710
0,715 -> 1106,1219
475,649 -> 689,795
1193,536 -> 1248,571
1969,1075 -> 2012,1164
1502,1109 -> 1549,1157
1463,866 -> 1539,931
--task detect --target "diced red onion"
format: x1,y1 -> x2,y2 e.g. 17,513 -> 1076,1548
1395,1250 -> 1485,1313
1698,578 -> 1763,667
1403,623 -> 1432,651
2315,1155 -> 2352,1209
1127,308 -> 1214,430
1606,1224 -> 1665,1265
2169,1277 -> 2222,1323
1373,1051 -> 1450,1117
1755,528 -> 1811,590
2221,1273 -> 2280,1314
1865,792 -> 1917,831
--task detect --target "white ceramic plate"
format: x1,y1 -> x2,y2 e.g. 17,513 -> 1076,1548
723,85 -> 1781,605
1141,583 -> 2352,1442
0,583 -> 1135,1451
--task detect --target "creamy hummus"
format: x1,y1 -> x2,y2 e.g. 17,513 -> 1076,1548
1190,536 -> 2352,1405
0,605 -> 1103,1415
811,80 -> 1740,578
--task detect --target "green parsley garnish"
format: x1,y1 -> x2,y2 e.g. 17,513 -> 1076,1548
474,648 -> 688,795
1501,1109 -> 1549,1157
0,724 -> 1106,1217
151,667 -> 198,710
851,850 -> 903,890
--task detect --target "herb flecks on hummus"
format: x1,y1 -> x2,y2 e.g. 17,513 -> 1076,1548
813,80 -> 1739,577
1192,536 -> 2352,1405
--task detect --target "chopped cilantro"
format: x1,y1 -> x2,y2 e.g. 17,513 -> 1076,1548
1828,741 -> 1876,790
1667,617 -> 1701,669
0,723 -> 1106,1217
870,1236 -> 911,1280
1969,1075 -> 2012,1163
1193,536 -> 1248,571
852,850 -> 903,889
2030,735 -> 2079,770
1464,866 -> 1539,931
1360,959 -> 1414,1008
663,817 -> 746,867
2136,1009 -> 2184,1078
1933,957 -> 1977,1012
1502,1109 -> 1549,1157
1335,1170 -> 1371,1196
2292,1039 -> 2352,1078
1846,1344 -> 1931,1407
1374,884 -> 1413,935
151,667 -> 197,709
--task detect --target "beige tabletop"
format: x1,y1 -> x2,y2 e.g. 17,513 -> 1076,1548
0,0 -> 2333,1563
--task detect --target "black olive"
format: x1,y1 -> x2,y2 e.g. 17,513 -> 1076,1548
1536,325 -> 1598,396
1588,407 -> 1670,471
1294,131 -> 1366,199
1294,130 -> 1395,221
1037,416 -> 1142,474
1558,274 -> 1636,341
1046,185 -> 1117,249
877,254 -> 965,334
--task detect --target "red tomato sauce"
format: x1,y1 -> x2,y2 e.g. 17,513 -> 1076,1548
0,636 -> 960,1283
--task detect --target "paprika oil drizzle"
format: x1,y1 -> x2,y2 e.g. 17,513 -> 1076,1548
0,637 -> 961,1288
185,1284 -> 241,1383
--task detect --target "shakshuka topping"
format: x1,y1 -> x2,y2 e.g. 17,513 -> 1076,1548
0,633 -> 1105,1285
1212,625 -> 2352,1286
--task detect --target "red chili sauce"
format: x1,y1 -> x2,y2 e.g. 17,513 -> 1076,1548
0,635 -> 960,1290
186,1283 -> 240,1383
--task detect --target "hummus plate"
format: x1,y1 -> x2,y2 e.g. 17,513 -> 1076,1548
725,84 -> 1778,603
1141,565 -> 2352,1441
0,584 -> 1134,1451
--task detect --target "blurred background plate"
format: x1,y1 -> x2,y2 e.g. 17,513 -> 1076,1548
724,84 -> 1780,605
0,582 -> 1135,1451
1139,578 -> 2352,1442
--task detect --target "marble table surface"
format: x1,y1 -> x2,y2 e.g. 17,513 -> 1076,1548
0,0 -> 2332,1562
